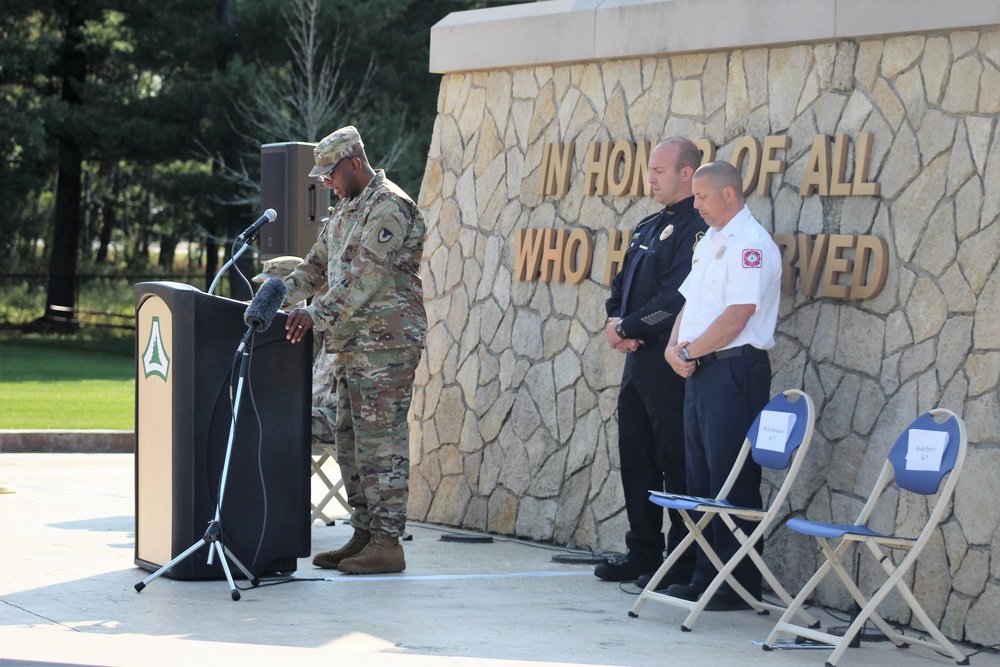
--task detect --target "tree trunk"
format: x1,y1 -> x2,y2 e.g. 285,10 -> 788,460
40,3 -> 87,333
204,237 -> 219,291
94,206 -> 115,263
42,138 -> 84,331
95,163 -> 119,263
158,235 -> 177,270
215,0 -> 254,301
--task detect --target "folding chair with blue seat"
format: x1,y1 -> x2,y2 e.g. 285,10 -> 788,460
762,408 -> 969,666
310,443 -> 351,524
629,389 -> 820,632
310,404 -> 350,524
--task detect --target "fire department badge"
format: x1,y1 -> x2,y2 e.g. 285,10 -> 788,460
743,249 -> 763,268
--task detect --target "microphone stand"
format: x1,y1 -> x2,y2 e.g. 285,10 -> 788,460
208,236 -> 255,296
134,324 -> 261,601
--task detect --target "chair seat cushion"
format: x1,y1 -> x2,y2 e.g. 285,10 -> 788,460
650,493 -> 737,511
786,518 -> 885,539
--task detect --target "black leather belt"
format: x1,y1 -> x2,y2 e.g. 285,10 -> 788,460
696,344 -> 760,366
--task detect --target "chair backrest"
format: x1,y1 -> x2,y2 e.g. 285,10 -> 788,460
852,408 -> 967,535
749,390 -> 815,471
887,409 -> 966,496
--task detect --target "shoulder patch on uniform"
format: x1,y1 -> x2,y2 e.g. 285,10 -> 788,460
742,249 -> 762,268
693,230 -> 705,251
378,227 -> 394,243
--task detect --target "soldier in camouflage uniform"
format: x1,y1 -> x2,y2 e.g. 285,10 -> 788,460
283,125 -> 426,575
252,257 -> 336,447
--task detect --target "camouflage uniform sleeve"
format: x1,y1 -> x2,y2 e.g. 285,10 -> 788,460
306,197 -> 408,332
282,220 -> 330,307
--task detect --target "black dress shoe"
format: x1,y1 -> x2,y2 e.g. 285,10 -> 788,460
635,570 -> 691,591
594,554 -> 659,582
703,591 -> 756,611
665,583 -> 706,601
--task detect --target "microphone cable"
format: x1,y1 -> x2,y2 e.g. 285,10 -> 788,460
213,334 -> 258,575
243,349 -> 270,576
221,329 -> 272,580
232,358 -> 322,591
232,329 -> 329,591
228,236 -> 255,301
220,326 -> 298,589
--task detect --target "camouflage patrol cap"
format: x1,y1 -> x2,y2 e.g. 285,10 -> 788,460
309,125 -> 364,177
252,255 -> 303,283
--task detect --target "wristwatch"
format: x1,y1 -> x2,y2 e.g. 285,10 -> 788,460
615,320 -> 627,339
679,345 -> 691,362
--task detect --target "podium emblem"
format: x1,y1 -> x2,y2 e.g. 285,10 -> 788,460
142,316 -> 170,381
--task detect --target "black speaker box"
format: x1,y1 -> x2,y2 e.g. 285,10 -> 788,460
259,141 -> 330,260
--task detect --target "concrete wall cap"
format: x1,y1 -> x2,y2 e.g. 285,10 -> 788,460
430,0 -> 1000,73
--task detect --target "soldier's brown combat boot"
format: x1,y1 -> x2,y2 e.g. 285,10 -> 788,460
312,528 -> 371,569
338,534 -> 405,574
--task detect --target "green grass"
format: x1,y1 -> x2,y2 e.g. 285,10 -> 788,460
0,268 -> 220,430
0,331 -> 135,429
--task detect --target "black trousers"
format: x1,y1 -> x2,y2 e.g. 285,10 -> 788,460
684,347 -> 771,598
617,341 -> 693,570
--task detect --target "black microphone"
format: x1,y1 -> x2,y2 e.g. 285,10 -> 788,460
236,208 -> 277,242
244,277 -> 288,333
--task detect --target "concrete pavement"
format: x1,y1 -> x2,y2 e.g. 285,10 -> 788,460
1,452 -> 996,667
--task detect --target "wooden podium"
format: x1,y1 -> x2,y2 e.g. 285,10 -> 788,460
134,281 -> 311,580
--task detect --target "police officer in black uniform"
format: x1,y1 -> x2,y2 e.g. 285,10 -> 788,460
595,138 -> 707,587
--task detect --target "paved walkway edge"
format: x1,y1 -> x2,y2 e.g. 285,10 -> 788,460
0,430 -> 134,453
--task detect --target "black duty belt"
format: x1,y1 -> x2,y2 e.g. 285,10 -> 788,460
695,344 -> 762,366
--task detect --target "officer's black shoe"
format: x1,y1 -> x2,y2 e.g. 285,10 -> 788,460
594,554 -> 660,582
634,570 -> 690,592
664,582 -> 706,601
703,591 -> 756,611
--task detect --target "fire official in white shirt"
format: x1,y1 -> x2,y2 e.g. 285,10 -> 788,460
662,161 -> 781,611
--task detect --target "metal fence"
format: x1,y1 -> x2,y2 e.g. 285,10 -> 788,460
0,273 -> 211,330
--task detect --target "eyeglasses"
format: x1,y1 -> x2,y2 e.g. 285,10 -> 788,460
317,157 -> 353,182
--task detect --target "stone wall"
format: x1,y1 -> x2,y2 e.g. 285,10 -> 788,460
410,29 -> 1000,645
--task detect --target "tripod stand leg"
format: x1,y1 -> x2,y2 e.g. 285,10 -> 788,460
204,520 -> 258,588
135,538 -> 207,592
222,544 -> 260,587
212,541 -> 242,601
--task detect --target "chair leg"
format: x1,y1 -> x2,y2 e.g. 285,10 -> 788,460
764,546 -> 839,648
819,539 -> 900,643
894,581 -> 969,664
630,530 -> 698,616
311,478 -> 349,523
311,446 -> 351,522
742,543 -> 820,627
722,515 -> 819,625
680,517 -> 767,630
828,541 -> 968,665
630,509 -> 713,616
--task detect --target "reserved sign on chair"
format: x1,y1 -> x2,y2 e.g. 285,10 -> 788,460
905,429 -> 948,471
757,410 -> 796,452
